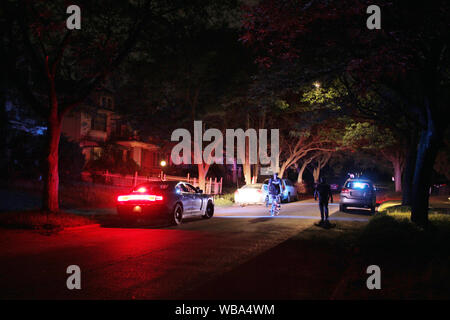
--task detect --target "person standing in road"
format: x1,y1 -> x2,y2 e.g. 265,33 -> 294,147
268,172 -> 282,214
314,177 -> 334,226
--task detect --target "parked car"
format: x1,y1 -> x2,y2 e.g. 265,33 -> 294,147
117,181 -> 214,225
234,183 -> 265,205
339,179 -> 376,213
262,178 -> 298,203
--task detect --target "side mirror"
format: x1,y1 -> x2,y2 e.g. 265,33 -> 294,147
196,187 -> 203,194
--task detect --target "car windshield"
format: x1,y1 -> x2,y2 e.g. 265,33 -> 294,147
345,181 -> 372,189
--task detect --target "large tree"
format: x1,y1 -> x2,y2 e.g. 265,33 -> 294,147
343,121 -> 406,192
1,0 -> 224,212
242,0 -> 450,226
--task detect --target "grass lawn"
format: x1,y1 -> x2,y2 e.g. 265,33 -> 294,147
332,206 -> 450,299
0,210 -> 95,232
213,192 -> 235,207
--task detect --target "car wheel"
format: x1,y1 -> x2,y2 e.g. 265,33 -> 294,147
171,203 -> 183,225
265,196 -> 269,207
202,201 -> 214,219
370,205 -> 375,214
340,204 -> 346,212
287,193 -> 291,203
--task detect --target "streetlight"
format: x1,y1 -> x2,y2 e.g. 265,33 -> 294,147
313,81 -> 321,89
160,160 -> 167,180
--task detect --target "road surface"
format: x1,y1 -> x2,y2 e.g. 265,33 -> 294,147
0,199 -> 370,299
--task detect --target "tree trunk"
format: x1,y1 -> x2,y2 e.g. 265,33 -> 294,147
253,162 -> 260,183
242,111 -> 252,184
242,162 -> 251,185
232,158 -> 237,184
393,158 -> 403,193
313,167 -> 320,183
279,162 -> 288,179
0,68 -> 7,179
296,161 -> 309,194
297,161 -> 308,184
42,109 -> 62,213
410,106 -> 442,227
402,135 -> 417,206
197,163 -> 209,191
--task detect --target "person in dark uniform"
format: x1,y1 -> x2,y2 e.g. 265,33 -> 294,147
314,177 -> 334,226
268,172 -> 282,214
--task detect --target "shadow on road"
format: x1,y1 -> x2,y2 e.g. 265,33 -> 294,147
181,221 -> 365,300
248,217 -> 273,223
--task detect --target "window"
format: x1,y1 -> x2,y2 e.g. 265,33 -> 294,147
100,96 -> 113,109
176,183 -> 189,193
92,113 -> 107,131
184,183 -> 198,193
345,181 -> 372,190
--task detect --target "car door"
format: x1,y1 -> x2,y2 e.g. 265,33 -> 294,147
185,183 -> 203,213
176,183 -> 192,213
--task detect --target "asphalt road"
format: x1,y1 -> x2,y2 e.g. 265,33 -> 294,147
0,199 -> 370,299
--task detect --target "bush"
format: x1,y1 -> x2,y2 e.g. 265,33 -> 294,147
214,193 -> 235,207
59,135 -> 85,181
4,131 -> 85,182
60,182 -> 129,208
5,129 -> 44,180
85,144 -> 140,176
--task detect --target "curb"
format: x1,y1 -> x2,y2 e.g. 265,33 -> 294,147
63,223 -> 101,231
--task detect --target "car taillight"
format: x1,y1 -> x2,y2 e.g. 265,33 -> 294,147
117,194 -> 163,202
341,188 -> 349,193
257,189 -> 262,193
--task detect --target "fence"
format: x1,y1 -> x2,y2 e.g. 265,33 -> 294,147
82,171 -> 223,195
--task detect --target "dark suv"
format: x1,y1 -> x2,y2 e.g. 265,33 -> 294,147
339,179 -> 376,213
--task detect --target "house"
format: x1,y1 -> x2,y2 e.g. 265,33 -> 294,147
61,89 -> 170,174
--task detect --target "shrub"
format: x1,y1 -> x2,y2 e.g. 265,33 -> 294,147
59,135 -> 85,181
85,143 -> 140,176
214,193 -> 235,207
